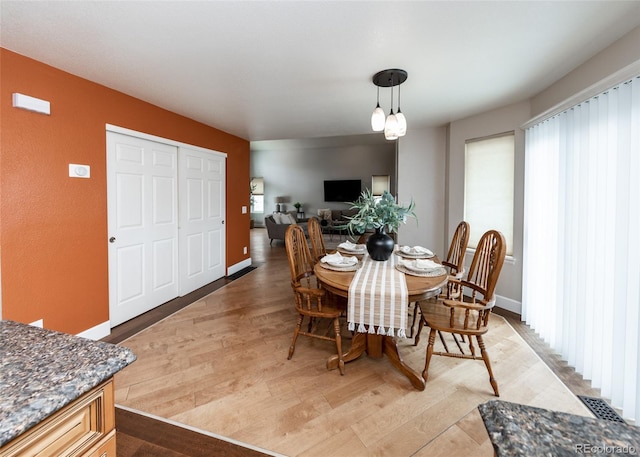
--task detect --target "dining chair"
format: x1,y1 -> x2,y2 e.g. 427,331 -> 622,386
307,217 -> 327,264
285,224 -> 345,375
416,229 -> 506,396
409,221 -> 470,338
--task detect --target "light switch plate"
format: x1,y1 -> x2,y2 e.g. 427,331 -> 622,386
242,206 -> 247,214
69,164 -> 90,178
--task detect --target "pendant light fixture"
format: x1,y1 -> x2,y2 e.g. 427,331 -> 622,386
371,86 -> 385,131
384,84 -> 399,140
395,82 -> 407,137
371,69 -> 408,140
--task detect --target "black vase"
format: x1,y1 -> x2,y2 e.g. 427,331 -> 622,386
366,228 -> 395,261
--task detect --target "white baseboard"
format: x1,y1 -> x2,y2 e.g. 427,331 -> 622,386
77,320 -> 111,340
227,258 -> 252,276
496,295 -> 521,315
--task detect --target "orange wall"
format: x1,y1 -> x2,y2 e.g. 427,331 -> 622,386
0,49 -> 251,334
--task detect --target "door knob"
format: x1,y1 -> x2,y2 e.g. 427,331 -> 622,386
109,237 -> 116,243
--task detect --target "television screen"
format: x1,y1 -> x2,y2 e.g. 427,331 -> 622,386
323,179 -> 361,202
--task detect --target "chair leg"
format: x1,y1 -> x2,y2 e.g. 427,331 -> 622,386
422,328 -> 437,382
437,331 -> 451,353
333,317 -> 345,375
408,302 -> 420,338
477,335 -> 499,397
414,315 -> 425,346
288,314 -> 303,360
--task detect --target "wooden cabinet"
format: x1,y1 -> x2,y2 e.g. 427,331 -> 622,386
0,379 -> 116,457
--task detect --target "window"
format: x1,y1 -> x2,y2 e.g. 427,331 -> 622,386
464,132 -> 514,255
250,177 -> 264,213
371,175 -> 390,196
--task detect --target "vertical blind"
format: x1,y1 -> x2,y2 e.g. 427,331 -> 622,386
523,76 -> 640,420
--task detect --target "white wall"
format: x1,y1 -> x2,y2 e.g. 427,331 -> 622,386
397,127 -> 447,256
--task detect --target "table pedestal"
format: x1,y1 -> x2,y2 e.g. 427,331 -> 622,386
326,333 -> 426,390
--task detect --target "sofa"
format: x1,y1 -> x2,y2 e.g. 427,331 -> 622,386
265,212 -> 308,245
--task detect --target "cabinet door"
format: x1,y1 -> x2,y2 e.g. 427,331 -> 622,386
0,380 -> 114,457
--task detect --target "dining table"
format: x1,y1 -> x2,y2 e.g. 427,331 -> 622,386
314,247 -> 448,390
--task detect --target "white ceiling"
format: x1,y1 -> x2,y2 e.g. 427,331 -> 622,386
2,1 -> 639,142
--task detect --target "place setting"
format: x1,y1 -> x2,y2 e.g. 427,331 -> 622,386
336,240 -> 367,257
395,257 -> 447,277
395,245 -> 435,259
320,251 -> 360,271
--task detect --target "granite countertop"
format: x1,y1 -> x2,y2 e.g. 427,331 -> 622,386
0,320 -> 136,447
479,399 -> 640,456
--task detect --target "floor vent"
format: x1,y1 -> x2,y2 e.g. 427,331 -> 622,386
577,396 -> 626,424
227,266 -> 257,281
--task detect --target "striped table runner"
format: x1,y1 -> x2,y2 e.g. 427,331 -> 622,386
347,253 -> 409,338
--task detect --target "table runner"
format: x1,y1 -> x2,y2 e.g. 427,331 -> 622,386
347,253 -> 409,338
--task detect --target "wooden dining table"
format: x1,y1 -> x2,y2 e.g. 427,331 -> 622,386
314,253 -> 447,390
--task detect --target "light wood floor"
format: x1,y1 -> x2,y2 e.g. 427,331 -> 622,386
113,229 -> 591,456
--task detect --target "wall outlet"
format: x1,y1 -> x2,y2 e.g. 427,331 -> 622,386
242,206 -> 247,214
243,246 -> 248,255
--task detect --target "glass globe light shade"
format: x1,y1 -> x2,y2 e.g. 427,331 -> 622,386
371,104 -> 386,131
384,113 -> 399,140
396,111 -> 407,137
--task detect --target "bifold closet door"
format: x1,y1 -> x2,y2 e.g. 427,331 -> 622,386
107,132 -> 179,327
178,147 -> 226,295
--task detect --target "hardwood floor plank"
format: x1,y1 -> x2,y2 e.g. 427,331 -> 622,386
110,228 -> 597,456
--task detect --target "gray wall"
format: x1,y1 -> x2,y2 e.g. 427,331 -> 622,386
250,134 -> 396,226
396,127 -> 447,255
392,25 -> 640,315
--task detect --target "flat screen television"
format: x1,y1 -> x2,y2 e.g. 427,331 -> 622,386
323,179 -> 361,202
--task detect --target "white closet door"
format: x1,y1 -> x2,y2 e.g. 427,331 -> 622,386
178,147 -> 226,295
107,132 -> 179,326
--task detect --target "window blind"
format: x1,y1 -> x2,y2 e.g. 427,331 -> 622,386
464,133 -> 515,254
523,76 -> 640,421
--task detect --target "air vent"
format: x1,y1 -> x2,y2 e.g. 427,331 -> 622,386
577,396 -> 626,423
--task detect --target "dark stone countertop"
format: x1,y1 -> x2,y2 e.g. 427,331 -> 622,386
0,320 -> 136,447
479,399 -> 640,456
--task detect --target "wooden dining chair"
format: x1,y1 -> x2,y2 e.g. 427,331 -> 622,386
285,224 -> 345,375
416,230 -> 506,396
409,221 -> 470,338
307,217 -> 327,265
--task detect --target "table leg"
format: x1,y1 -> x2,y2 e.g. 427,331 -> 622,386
326,333 -> 426,391
382,336 -> 426,391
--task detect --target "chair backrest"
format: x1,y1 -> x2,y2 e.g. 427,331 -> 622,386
285,224 -> 316,288
465,230 -> 506,306
442,221 -> 470,276
307,217 -> 326,264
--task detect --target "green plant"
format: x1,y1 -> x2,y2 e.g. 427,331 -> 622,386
250,181 -> 257,208
344,189 -> 416,235
293,202 -> 302,210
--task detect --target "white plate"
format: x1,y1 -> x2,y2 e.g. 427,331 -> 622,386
401,258 -> 441,272
326,258 -> 358,267
397,246 -> 434,258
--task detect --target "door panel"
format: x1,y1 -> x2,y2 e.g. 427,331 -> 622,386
107,132 -> 178,327
178,147 -> 226,295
